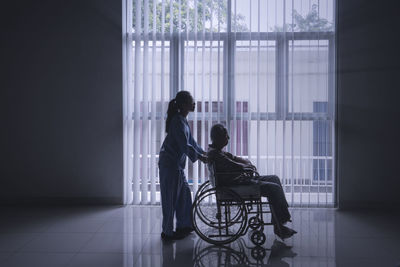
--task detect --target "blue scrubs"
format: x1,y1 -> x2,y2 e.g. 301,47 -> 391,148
158,114 -> 204,236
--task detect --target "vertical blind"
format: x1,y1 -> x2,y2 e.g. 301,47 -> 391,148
123,0 -> 336,206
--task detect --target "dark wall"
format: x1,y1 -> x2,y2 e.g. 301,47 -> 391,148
2,0 -> 399,208
337,0 -> 400,209
0,0 -> 123,204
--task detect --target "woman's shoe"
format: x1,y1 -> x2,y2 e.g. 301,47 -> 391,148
175,227 -> 194,237
161,231 -> 186,241
161,232 -> 175,241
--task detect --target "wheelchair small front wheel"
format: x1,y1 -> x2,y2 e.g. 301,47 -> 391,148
248,216 -> 262,230
251,246 -> 266,261
250,230 -> 266,246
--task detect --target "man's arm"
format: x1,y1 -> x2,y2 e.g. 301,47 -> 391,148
226,153 -> 257,171
232,155 -> 252,165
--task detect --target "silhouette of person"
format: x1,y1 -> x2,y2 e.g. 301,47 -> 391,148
207,124 -> 297,240
158,91 -> 208,241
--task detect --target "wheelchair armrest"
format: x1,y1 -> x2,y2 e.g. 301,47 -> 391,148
214,171 -> 244,178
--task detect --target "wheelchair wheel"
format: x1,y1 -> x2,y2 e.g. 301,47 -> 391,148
251,246 -> 266,261
193,239 -> 248,267
194,181 -> 212,201
248,216 -> 262,230
250,230 -> 266,246
192,187 -> 247,245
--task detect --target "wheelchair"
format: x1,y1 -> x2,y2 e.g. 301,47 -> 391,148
192,163 -> 281,246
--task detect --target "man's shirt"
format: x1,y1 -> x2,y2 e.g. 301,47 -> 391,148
207,145 -> 254,186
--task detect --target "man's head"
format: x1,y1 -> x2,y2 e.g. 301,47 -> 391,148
210,124 -> 229,149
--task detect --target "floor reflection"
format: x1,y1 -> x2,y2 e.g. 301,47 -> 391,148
162,237 -> 196,267
193,237 -> 297,267
1,207 -> 399,267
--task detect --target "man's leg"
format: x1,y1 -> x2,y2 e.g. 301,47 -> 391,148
252,175 -> 291,225
175,170 -> 193,231
159,166 -> 179,236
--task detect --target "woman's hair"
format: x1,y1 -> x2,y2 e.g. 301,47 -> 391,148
165,91 -> 192,133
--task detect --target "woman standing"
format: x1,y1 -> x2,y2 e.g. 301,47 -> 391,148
158,91 -> 207,241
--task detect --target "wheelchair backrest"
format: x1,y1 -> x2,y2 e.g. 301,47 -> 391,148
207,162 -> 217,188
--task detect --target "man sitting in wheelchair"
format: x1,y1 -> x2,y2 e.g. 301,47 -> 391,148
207,124 -> 297,240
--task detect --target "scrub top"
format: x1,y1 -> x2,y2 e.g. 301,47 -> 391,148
159,114 -> 204,170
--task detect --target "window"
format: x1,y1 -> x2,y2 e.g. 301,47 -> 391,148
124,0 -> 336,206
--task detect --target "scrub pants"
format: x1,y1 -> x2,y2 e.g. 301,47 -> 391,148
159,164 -> 193,236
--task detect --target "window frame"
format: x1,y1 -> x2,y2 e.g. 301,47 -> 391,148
170,31 -> 335,122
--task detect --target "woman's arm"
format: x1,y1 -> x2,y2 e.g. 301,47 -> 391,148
170,116 -> 203,162
188,129 -> 206,155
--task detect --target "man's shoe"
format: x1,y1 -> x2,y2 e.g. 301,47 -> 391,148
274,225 -> 297,240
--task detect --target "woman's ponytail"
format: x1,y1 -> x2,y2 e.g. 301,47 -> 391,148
165,98 -> 178,133
165,91 -> 192,133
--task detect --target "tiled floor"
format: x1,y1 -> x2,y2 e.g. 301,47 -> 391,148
0,206 -> 399,267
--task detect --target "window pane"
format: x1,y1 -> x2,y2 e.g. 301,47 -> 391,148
234,0 -> 335,33
235,40 -> 276,113
288,40 -> 329,113
184,40 -> 224,106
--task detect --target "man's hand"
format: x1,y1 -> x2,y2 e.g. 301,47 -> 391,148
242,163 -> 256,171
246,164 -> 257,172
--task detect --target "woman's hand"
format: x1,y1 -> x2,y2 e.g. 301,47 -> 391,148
198,154 -> 208,164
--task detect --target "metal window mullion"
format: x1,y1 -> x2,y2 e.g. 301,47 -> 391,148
208,0 -> 214,141
150,0 -> 157,205
299,0 -> 304,207
323,1 -> 332,207
290,0 -> 295,205
141,0 -> 150,205
201,0 -> 206,184
133,0 -> 142,205
217,0 -> 221,124
184,1 -> 189,183
226,0 -> 233,152
265,0 -> 270,175
256,0 -> 261,168
328,37 -> 335,120
333,0 -> 338,208
275,34 -> 285,120
246,0 -> 251,161
193,0 -> 199,195
223,38 -> 229,138
280,4 -> 289,192
160,1 -> 166,199
184,0 -> 189,92
231,0 -> 237,155
170,35 -> 179,98
307,4 -> 312,205
316,0 -> 321,207
275,33 -> 288,189
329,43 -> 337,206
123,0 -> 134,205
